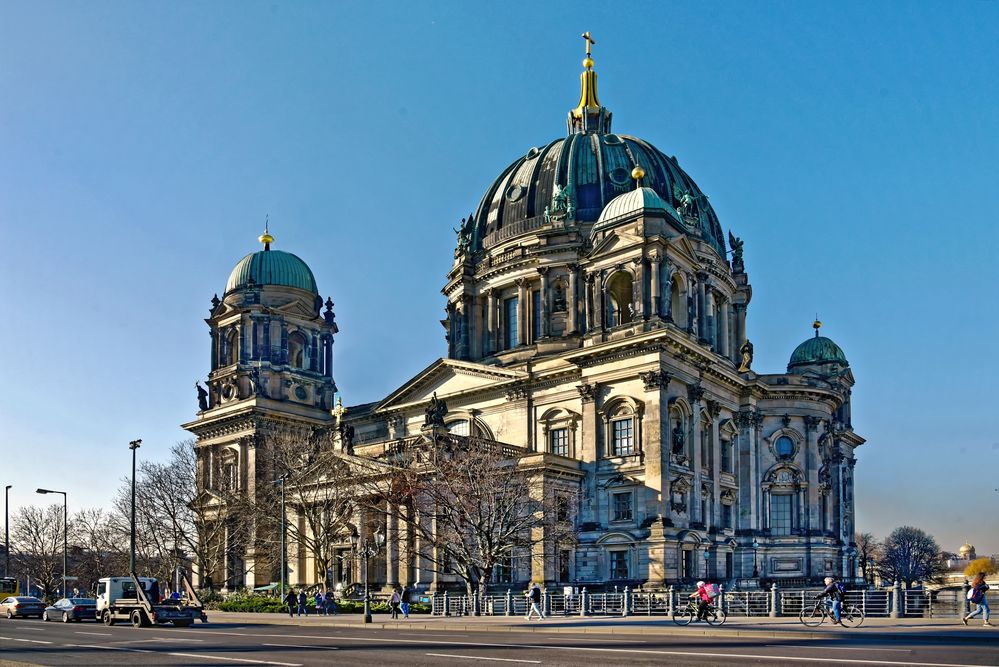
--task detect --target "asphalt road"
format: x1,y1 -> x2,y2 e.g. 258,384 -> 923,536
1,615 -> 997,667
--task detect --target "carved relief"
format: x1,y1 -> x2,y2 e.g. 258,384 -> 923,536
639,370 -> 672,391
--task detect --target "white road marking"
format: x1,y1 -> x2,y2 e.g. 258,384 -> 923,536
262,642 -> 339,649
166,652 -> 301,666
0,637 -> 54,644
426,653 -> 541,664
766,644 -> 912,653
10,625 -> 45,630
65,643 -> 154,653
166,627 -> 978,667
400,632 -> 468,637
152,636 -> 205,642
75,631 -> 112,636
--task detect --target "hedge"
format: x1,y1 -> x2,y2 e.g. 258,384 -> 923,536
212,594 -> 429,615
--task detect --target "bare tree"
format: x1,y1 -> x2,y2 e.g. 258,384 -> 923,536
72,508 -> 126,593
854,531 -> 878,584
10,504 -> 69,598
245,428 -> 361,590
380,434 -> 577,610
876,526 -> 945,588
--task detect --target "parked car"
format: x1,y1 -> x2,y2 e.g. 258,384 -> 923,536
43,598 -> 98,623
1,596 -> 46,619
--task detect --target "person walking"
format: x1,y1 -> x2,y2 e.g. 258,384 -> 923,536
284,589 -> 297,618
326,592 -> 338,616
963,573 -> 992,626
400,586 -> 411,619
315,590 -> 326,616
297,589 -> 308,617
389,588 -> 402,620
525,583 -> 545,620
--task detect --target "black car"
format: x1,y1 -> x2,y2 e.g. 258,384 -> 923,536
1,596 -> 46,618
43,598 -> 98,622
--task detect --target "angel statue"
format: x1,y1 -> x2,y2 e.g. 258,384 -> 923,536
672,183 -> 696,218
738,339 -> 754,373
728,231 -> 745,271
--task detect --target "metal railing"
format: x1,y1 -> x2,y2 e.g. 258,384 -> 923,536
427,585 -> 972,619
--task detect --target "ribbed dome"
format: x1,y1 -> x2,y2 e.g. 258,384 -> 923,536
468,133 -> 726,256
225,249 -> 317,294
595,186 -> 678,228
788,334 -> 849,370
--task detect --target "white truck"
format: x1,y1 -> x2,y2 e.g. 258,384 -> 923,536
95,573 -> 206,628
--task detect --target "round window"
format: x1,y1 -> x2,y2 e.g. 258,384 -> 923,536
775,436 -> 795,458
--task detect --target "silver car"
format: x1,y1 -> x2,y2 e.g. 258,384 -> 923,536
2,596 -> 46,619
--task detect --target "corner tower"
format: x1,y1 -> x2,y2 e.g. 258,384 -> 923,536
183,227 -> 339,589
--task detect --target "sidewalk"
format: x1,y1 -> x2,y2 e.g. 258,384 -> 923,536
209,610 -> 997,641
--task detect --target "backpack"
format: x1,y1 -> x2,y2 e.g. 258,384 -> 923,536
707,583 -> 720,599
836,582 -> 846,595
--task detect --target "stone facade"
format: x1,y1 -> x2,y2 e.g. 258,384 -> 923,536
184,41 -> 865,592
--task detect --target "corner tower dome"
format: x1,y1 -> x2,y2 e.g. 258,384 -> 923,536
788,320 -> 849,372
464,35 -> 726,257
225,226 -> 318,295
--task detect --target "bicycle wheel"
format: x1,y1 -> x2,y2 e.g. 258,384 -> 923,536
840,605 -> 865,627
799,605 -> 825,627
705,607 -> 727,626
672,606 -> 694,626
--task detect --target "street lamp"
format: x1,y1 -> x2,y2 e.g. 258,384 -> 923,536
4,485 -> 11,578
129,439 -> 142,574
36,488 -> 67,597
350,525 -> 386,624
752,539 -> 760,578
702,548 -> 710,580
275,478 -> 286,599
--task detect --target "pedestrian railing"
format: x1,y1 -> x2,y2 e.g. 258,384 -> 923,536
428,584 -> 972,619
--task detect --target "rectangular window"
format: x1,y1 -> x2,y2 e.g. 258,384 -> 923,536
722,504 -> 733,529
532,290 -> 542,341
609,550 -> 629,580
493,555 -> 513,583
701,432 -> 710,469
612,491 -> 633,522
771,494 -> 793,536
611,418 -> 634,456
549,428 -> 568,456
721,442 -> 732,473
555,494 -> 572,523
504,297 -> 519,349
558,550 -> 571,582
725,552 -> 734,579
701,497 -> 708,525
681,550 -> 693,579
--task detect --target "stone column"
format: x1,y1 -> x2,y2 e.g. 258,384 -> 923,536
696,273 -> 708,341
538,267 -> 550,338
459,295 -> 471,360
634,260 -> 645,321
649,252 -> 661,318
516,278 -> 529,346
262,317 -> 272,362
310,334 -> 319,371
584,275 -> 594,333
578,384 -> 599,527
804,416 -> 820,579
567,265 -> 579,333
734,303 -> 747,350
711,408 -> 721,530
719,300 -> 730,358
486,289 -> 497,355
595,273 -> 605,332
688,385 -> 704,525
386,503 -> 400,589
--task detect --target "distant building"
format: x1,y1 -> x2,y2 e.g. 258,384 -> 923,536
185,37 -> 865,591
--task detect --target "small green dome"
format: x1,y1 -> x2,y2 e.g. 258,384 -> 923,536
225,249 -> 317,294
788,333 -> 848,370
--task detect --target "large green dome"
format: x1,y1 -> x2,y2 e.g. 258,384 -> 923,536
788,332 -> 848,370
225,248 -> 317,294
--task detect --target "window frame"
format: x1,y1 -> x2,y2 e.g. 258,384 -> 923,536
611,417 -> 635,457
611,491 -> 633,523
609,550 -> 630,580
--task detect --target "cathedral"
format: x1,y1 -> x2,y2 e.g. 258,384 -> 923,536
184,36 -> 864,593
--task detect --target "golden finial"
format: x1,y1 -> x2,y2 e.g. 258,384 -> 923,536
813,316 -> 822,337
258,215 -> 274,250
582,31 -> 596,59
631,165 -> 645,188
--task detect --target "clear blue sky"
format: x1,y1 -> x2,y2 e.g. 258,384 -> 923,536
2,1 -> 997,555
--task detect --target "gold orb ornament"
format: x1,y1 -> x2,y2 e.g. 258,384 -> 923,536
631,166 -> 646,181
583,57 -> 594,69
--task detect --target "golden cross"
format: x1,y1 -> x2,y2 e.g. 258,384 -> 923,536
581,32 -> 596,57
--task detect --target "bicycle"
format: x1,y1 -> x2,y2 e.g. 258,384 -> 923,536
799,598 -> 865,627
672,599 -> 727,626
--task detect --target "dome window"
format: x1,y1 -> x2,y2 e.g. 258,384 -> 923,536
505,184 -> 526,202
774,436 -> 795,459
525,146 -> 540,158
608,167 -> 630,185
288,332 -> 308,369
603,134 -> 623,145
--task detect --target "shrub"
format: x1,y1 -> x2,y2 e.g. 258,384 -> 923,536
965,558 -> 998,578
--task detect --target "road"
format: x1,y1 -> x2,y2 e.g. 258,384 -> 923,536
1,615 -> 997,666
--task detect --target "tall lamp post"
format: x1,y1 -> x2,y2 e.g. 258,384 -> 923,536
350,525 -> 385,624
752,539 -> 760,578
275,478 -> 286,599
35,488 -> 67,596
703,548 -> 710,580
4,485 -> 11,578
129,439 -> 142,574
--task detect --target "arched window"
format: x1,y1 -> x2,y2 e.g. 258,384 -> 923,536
446,420 -> 469,436
288,332 -> 308,369
774,436 -> 795,459
606,272 -> 634,327
601,397 -> 643,458
225,330 -> 239,366
670,273 -> 687,329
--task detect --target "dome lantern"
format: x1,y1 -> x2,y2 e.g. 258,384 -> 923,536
567,32 -> 612,135
225,229 -> 318,295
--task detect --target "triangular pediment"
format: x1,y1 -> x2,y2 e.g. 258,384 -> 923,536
665,235 -> 701,268
589,229 -> 643,258
273,299 -> 320,319
376,358 -> 527,411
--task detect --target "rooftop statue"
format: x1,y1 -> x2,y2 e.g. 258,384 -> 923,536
738,339 -> 754,373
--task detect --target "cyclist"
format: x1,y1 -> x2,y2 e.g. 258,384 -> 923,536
815,576 -> 844,625
689,580 -> 713,622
